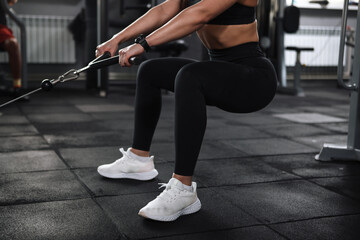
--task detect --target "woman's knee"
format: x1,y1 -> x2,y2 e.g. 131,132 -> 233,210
137,59 -> 157,84
175,63 -> 203,94
137,58 -> 171,87
4,38 -> 19,53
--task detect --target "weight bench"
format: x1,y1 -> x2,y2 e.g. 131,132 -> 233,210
284,46 -> 314,97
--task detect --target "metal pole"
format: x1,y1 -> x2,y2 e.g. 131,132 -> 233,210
97,0 -> 109,97
293,50 -> 304,96
268,0 -> 277,58
96,0 -> 101,89
337,0 -> 358,91
347,4 -> 360,150
85,0 -> 98,90
276,0 -> 287,88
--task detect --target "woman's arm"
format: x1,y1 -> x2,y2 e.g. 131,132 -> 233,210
114,0 -> 187,44
118,0 -> 238,66
145,0 -> 237,48
96,0 -> 186,56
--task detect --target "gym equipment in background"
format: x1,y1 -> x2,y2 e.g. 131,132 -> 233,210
316,0 -> 360,162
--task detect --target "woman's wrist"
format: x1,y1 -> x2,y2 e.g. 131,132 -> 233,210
134,34 -> 151,52
111,34 -> 124,45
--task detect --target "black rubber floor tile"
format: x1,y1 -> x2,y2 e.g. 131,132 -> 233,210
195,158 -> 299,187
120,128 -> 174,144
204,125 -> 271,140
262,154 -> 360,178
33,121 -> 109,134
75,103 -> 134,113
90,111 -> 134,120
222,138 -> 317,156
0,199 -> 121,240
0,170 -> 90,205
271,215 -> 360,240
44,132 -> 131,148
206,118 -> 230,128
0,125 -> 38,136
264,106 -> 310,114
96,188 -> 260,239
98,119 -> 134,131
59,146 -> 122,168
0,136 -> 49,152
199,141 -> 248,159
20,105 -> 82,114
99,118 -> 174,131
299,106 -> 349,119
299,105 -> 347,115
207,107 -> 264,120
333,104 -> 350,111
304,90 -> 349,101
0,150 -> 66,174
27,113 -> 93,123
272,113 -> 346,124
218,180 -> 360,224
0,106 -> 22,115
23,94 -> 69,105
66,94 -> 125,105
226,114 -> 290,126
152,128 -> 174,142
311,176 -> 360,201
294,134 -> 348,149
315,122 -> 348,134
156,110 -> 175,119
149,141 -> 247,163
0,115 -> 29,124
255,123 -> 331,138
73,163 -> 175,196
149,225 -> 286,240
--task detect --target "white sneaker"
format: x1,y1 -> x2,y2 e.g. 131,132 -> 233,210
138,178 -> 201,221
97,148 -> 158,180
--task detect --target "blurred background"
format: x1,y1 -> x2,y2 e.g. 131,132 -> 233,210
0,0 -> 359,95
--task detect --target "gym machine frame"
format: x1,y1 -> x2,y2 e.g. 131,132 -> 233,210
315,0 -> 360,162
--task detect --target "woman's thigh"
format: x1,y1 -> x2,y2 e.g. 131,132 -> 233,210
176,57 -> 278,113
137,57 -> 197,91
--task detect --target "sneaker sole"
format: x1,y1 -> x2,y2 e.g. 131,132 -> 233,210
97,169 -> 158,181
139,198 -> 201,222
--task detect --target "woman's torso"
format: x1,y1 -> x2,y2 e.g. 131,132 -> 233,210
189,0 -> 259,50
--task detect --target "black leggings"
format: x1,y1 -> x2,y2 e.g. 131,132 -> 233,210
132,42 -> 278,176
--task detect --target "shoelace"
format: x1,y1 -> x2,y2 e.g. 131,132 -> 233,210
157,183 -> 182,202
115,148 -> 129,164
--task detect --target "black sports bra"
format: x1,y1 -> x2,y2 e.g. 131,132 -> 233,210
187,0 -> 255,25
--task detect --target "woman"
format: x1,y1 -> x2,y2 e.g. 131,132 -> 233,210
96,0 -> 277,222
0,0 -> 22,94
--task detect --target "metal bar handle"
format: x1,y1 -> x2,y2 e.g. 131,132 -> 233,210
87,55 -> 141,70
338,0 -> 358,91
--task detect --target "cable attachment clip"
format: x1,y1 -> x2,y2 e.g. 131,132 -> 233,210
41,69 -> 79,91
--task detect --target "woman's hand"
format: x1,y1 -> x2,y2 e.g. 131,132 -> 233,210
95,38 -> 119,58
118,43 -> 144,67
